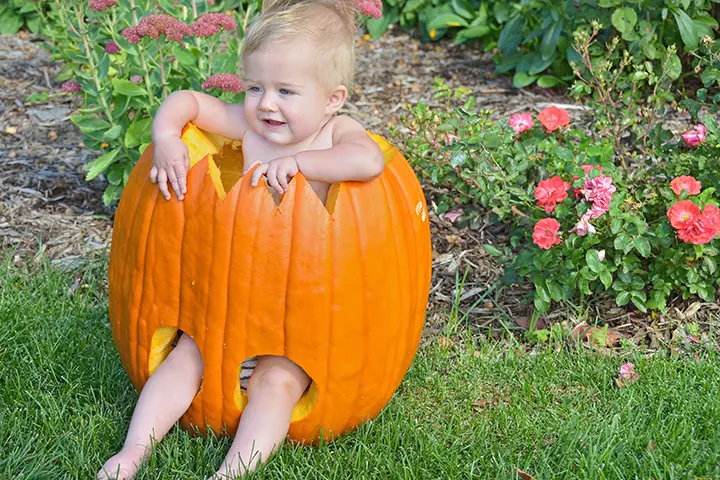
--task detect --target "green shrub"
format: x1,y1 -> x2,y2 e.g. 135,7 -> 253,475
370,0 -> 718,90
394,34 -> 720,314
26,0 -> 255,205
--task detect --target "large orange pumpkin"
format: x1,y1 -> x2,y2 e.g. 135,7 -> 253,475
108,123 -> 432,444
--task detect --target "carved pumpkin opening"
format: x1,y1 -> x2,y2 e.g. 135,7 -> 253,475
148,327 -> 318,424
181,123 -> 344,213
232,356 -> 320,423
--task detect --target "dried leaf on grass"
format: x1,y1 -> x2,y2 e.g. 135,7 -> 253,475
516,469 -> 537,480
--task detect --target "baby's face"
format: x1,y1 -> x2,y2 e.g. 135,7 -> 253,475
243,38 -> 335,146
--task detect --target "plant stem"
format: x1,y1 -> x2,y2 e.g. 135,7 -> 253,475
73,5 -> 115,126
158,41 -> 168,100
130,0 -> 156,108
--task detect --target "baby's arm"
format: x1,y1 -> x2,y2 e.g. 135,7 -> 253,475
151,90 -> 248,200
295,116 -> 385,183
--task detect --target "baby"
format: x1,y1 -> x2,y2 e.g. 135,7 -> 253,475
98,1 -> 384,479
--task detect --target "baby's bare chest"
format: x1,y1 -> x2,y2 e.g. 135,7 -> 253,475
241,128 -> 335,203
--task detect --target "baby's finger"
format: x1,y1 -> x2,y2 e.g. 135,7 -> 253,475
166,168 -> 183,201
250,164 -> 268,187
157,169 -> 171,201
182,154 -> 190,194
173,164 -> 187,199
150,165 -> 158,183
277,168 -> 289,191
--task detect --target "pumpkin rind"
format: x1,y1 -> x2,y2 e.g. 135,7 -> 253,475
109,123 -> 432,443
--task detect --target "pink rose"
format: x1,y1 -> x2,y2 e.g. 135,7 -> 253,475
682,124 -> 706,148
508,113 -> 534,134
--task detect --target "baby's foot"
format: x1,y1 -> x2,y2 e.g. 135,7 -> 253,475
97,445 -> 148,480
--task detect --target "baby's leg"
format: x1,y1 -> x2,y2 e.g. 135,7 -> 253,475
211,356 -> 311,479
98,333 -> 203,480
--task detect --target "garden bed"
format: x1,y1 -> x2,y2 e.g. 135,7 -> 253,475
0,27 -> 714,352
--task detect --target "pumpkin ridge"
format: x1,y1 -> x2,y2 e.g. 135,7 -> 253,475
200,187 -> 220,427
131,182 -> 163,387
384,163 -> 420,371
343,190 -> 369,428
384,160 -> 422,369
377,172 -> 410,400
367,175 -> 404,416
111,153 -> 152,376
220,185 -> 242,428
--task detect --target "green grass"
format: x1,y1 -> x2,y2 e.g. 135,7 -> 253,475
2,257 -> 720,479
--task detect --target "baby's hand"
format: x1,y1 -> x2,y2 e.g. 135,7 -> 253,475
150,134 -> 190,201
250,155 -> 299,195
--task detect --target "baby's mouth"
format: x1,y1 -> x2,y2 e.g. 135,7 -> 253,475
263,119 -> 286,127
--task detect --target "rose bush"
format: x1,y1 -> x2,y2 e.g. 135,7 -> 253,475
394,76 -> 720,315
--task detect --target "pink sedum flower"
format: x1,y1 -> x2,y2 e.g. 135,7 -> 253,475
130,75 -> 143,84
89,0 -> 118,11
104,40 -> 121,54
190,13 -> 237,38
598,249 -> 606,261
508,113 -> 534,134
202,73 -> 243,93
355,0 -> 383,18
61,81 -> 82,93
682,124 -> 707,147
122,14 -> 192,44
670,175 -> 701,197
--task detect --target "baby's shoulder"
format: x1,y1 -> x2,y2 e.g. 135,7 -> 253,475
329,115 -> 368,143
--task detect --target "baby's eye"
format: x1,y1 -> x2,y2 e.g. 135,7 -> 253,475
279,88 -> 292,95
247,86 -> 261,93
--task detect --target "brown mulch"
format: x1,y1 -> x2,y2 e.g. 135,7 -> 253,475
0,26 -> 715,352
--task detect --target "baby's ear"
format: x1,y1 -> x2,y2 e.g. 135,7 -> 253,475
325,85 -> 348,115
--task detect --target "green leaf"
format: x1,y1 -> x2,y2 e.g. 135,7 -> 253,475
175,48 -> 197,67
427,13 -> 469,30
85,149 -> 120,181
540,22 -> 562,60
614,233 -> 631,251
666,54 -> 682,81
599,270 -> 613,290
634,237 -> 651,257
547,281 -> 564,301
703,256 -> 717,275
616,291 -> 630,306
631,294 -> 648,312
97,54 -> 110,82
71,115 -> 111,133
537,75 -> 562,88
103,125 -> 123,142
513,72 -> 537,88
534,294 -> 550,313
611,7 -> 637,33
586,249 -> 603,273
534,280 -> 551,303
103,184 -> 122,206
483,244 -> 503,257
673,9 -> 699,49
112,78 -> 147,97
124,117 -> 152,148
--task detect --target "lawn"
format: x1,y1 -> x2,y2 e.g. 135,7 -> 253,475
2,257 -> 720,479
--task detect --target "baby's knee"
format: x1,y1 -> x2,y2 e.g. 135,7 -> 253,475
248,363 -> 308,402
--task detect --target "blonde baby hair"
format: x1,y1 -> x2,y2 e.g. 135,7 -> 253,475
241,0 -> 359,91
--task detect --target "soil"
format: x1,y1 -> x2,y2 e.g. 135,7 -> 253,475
0,26 -> 713,351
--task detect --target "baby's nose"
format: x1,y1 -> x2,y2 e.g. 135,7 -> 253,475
259,95 -> 277,112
